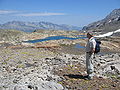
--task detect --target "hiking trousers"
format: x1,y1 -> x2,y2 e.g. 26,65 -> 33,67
86,52 -> 94,77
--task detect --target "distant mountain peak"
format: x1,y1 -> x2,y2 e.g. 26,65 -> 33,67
82,8 -> 120,32
105,8 -> 120,20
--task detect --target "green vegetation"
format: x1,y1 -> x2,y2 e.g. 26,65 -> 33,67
17,64 -> 25,68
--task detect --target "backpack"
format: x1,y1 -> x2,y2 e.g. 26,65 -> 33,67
95,39 -> 101,53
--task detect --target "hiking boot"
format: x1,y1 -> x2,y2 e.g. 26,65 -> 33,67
84,75 -> 93,80
88,76 -> 93,80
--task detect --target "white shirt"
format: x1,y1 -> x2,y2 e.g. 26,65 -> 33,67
86,37 -> 96,52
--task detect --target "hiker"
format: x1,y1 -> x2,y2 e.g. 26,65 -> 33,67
85,32 -> 96,80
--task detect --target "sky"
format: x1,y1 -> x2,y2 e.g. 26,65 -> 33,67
0,0 -> 120,27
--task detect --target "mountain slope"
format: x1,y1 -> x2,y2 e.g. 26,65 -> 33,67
82,9 -> 120,32
0,21 -> 81,32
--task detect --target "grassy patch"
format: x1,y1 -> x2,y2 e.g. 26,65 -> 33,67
2,62 -> 7,65
17,64 -> 25,68
21,52 -> 29,55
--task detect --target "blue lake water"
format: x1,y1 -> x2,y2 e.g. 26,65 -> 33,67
24,35 -> 87,43
23,35 -> 86,48
75,44 -> 85,48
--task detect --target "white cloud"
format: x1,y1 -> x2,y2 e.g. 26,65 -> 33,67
0,10 -> 66,17
16,12 -> 66,16
0,10 -> 17,14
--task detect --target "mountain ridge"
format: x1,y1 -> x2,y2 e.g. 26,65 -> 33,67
0,21 -> 82,32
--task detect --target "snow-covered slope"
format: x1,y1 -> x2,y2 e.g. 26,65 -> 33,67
95,29 -> 120,37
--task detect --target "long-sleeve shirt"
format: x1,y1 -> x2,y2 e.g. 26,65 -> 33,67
86,37 -> 96,52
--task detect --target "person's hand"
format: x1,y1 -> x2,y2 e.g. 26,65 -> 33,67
92,49 -> 95,53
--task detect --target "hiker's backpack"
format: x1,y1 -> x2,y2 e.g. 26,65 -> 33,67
95,39 -> 101,53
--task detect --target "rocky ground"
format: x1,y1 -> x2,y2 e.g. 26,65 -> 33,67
0,48 -> 65,90
0,30 -> 120,90
0,46 -> 120,90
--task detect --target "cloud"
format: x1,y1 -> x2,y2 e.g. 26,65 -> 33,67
16,12 -> 66,16
0,10 -> 66,17
0,10 -> 17,14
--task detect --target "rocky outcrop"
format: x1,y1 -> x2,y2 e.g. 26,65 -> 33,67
0,29 -> 26,45
94,53 -> 120,79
